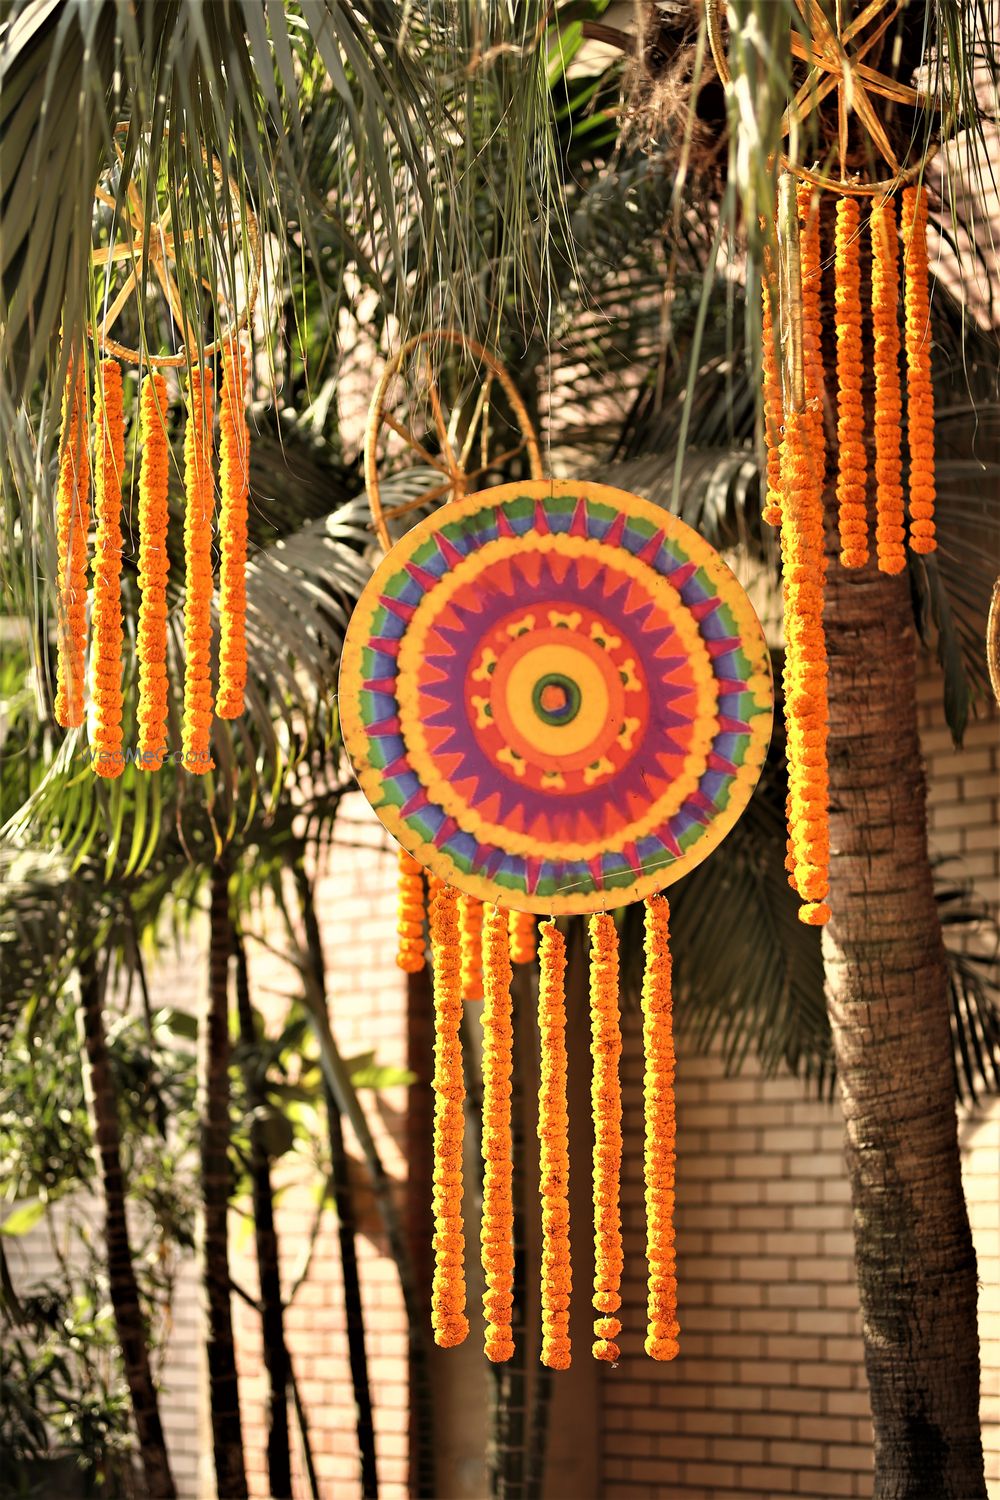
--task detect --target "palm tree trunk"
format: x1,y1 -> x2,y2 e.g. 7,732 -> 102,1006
77,958 -> 176,1500
294,865 -> 378,1497
823,545 -> 985,1498
200,861 -> 248,1500
233,934 -> 293,1499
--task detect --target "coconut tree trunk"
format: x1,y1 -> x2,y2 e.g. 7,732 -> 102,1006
77,958 -> 176,1499
200,861 -> 248,1500
823,548 -> 985,1498
233,934 -> 293,1499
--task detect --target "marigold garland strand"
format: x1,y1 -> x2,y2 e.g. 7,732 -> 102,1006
642,896 -> 680,1361
589,911 -> 624,1361
834,196 -> 869,568
779,404 -> 831,926
217,340 -> 250,718
481,904 -> 515,1363
902,185 -> 937,556
537,920 -> 572,1370
396,849 -> 427,974
182,368 -> 215,773
798,184 -> 827,486
54,353 -> 91,728
429,883 -> 469,1348
761,275 -> 783,528
136,374 -> 172,771
458,893 -> 483,1000
509,908 -> 536,965
90,361 -> 126,776
871,196 -> 906,575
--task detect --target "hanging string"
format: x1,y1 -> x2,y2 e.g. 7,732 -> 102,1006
217,338 -> 250,718
182,367 -> 215,774
396,849 -> 427,974
481,904 -> 515,1363
761,271 -> 783,528
901,185 -> 937,556
429,882 -> 469,1348
871,196 -> 906,575
642,896 -> 679,1362
458,893 -> 483,1000
136,374 -> 171,772
54,352 -> 91,728
509,908 -> 536,965
834,196 -> 869,568
91,360 -> 126,777
537,919 -> 572,1370
589,911 -> 623,1362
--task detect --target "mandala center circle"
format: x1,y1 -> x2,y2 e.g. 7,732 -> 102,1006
534,674 -> 580,724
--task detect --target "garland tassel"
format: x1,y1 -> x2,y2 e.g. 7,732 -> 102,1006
509,908 -> 536,966
429,882 -> 469,1347
537,919 -> 572,1369
642,895 -> 679,1361
481,904 -> 515,1362
834,196 -> 869,568
871,195 -> 906,574
182,367 -> 215,773
589,911 -> 624,1361
91,360 -> 126,776
54,352 -> 91,728
136,374 -> 171,771
761,272 -> 783,527
396,848 -> 427,974
217,339 -> 249,718
458,893 -> 483,1000
901,184 -> 937,556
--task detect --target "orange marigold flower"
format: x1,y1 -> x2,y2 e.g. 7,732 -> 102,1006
537,919 -> 572,1370
761,273 -> 783,527
870,196 -> 906,574
481,904 -> 515,1363
458,892 -> 483,1000
396,848 -> 427,973
136,374 -> 171,771
798,183 -> 827,489
589,911 -> 623,1361
90,360 -> 126,777
429,883 -> 469,1348
508,907 -> 536,965
642,895 -> 679,1362
54,352 -> 91,728
901,185 -> 937,556
182,367 -> 215,774
217,338 -> 250,718
834,195 -> 869,568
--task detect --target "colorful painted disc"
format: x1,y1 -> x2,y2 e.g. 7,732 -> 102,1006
339,481 -> 773,914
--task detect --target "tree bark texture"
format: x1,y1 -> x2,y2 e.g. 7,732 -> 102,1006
824,542 -> 985,1499
234,936 -> 293,1500
78,960 -> 177,1499
200,863 -> 248,1500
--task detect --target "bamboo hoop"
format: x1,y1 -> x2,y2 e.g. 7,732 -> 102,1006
705,0 -> 942,197
363,330 -> 544,554
89,125 -> 261,368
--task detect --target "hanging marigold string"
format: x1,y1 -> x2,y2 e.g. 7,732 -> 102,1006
54,353 -> 91,729
182,367 -> 215,774
396,848 -> 427,974
429,882 -> 469,1348
458,893 -> 483,1000
871,196 -> 906,575
136,374 -> 171,771
589,911 -> 624,1362
761,273 -> 783,528
901,184 -> 937,556
642,895 -> 679,1361
481,903 -> 515,1363
508,908 -> 536,966
834,196 -> 869,568
779,401 -> 831,927
797,183 -> 827,485
537,919 -> 572,1370
90,360 -> 126,777
217,339 -> 250,718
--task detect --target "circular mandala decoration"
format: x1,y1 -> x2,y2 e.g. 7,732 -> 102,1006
339,481 -> 773,914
